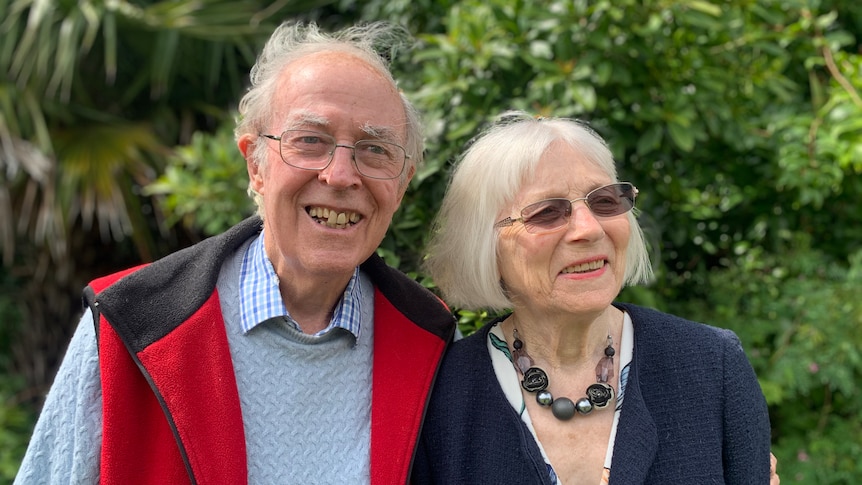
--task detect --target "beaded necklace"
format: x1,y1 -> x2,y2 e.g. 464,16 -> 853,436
510,327 -> 616,421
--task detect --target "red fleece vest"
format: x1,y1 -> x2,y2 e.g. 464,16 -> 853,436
90,268 -> 447,485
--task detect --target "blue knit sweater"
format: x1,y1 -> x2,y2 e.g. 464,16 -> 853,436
412,303 -> 771,484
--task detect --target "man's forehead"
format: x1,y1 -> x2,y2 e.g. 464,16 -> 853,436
278,50 -> 392,90
268,54 -> 407,139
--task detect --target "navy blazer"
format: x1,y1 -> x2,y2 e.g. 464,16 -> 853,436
412,303 -> 771,484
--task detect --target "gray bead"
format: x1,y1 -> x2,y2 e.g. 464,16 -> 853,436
575,397 -> 594,415
551,397 -> 576,420
536,390 -> 554,406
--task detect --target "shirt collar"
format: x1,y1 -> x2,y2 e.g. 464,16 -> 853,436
239,231 -> 363,338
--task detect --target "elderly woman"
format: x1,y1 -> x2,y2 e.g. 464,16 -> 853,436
412,112 -> 773,484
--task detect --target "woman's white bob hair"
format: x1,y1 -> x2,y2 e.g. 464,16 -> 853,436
423,111 -> 653,311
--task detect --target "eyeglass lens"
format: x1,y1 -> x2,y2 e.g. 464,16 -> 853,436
521,183 -> 635,232
278,130 -> 405,179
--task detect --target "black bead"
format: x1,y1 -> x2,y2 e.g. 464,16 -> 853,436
604,345 -> 615,357
513,339 -> 523,350
551,397 -> 576,420
586,382 -> 615,409
521,367 -> 549,392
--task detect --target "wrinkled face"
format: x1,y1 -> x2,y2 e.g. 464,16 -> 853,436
238,52 -> 414,281
496,141 -> 630,317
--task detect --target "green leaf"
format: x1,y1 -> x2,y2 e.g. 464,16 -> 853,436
636,124 -> 664,156
667,122 -> 695,152
687,1 -> 722,17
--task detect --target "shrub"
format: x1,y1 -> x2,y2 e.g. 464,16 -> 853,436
664,246 -> 862,483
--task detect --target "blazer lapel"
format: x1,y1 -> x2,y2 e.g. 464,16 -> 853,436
608,354 -> 658,484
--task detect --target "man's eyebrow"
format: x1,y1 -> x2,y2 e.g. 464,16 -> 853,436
284,111 -> 330,131
361,124 -> 401,142
281,115 -> 403,142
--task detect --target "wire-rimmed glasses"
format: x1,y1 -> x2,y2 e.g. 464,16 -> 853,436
493,182 -> 639,234
259,129 -> 410,180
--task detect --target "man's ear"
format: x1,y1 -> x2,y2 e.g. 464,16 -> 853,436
239,134 -> 264,194
397,164 -> 416,204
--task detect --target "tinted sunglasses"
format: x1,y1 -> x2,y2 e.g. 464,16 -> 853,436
494,182 -> 638,234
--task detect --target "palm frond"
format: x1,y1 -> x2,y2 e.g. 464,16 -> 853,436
0,0 -> 340,266
53,123 -> 164,244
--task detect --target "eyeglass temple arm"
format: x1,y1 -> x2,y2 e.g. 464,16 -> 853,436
493,217 -> 517,229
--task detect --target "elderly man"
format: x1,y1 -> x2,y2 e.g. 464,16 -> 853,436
15,22 -> 455,485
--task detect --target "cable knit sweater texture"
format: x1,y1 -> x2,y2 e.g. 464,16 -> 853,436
217,241 -> 378,484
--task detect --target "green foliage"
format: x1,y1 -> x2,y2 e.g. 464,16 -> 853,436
0,271 -> 30,482
145,124 -> 255,236
400,0 -> 862,284
0,272 -> 21,368
0,0 -> 278,259
664,246 -> 862,483
0,376 -> 34,482
454,308 -> 495,337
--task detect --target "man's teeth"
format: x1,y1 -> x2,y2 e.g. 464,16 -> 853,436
561,260 -> 605,274
308,207 -> 361,229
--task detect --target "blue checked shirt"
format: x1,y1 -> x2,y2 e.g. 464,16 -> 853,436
239,232 -> 363,338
